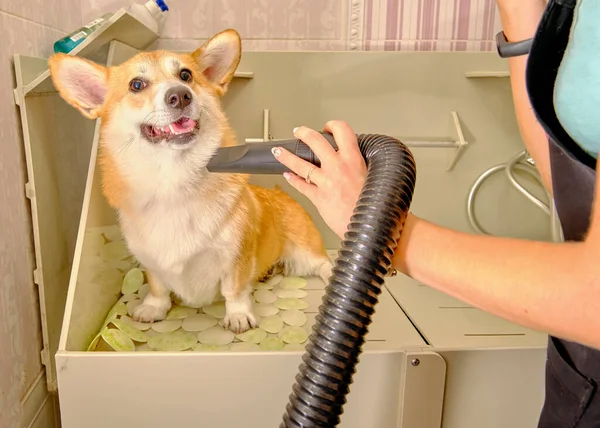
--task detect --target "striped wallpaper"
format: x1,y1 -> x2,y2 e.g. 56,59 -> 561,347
361,0 -> 502,51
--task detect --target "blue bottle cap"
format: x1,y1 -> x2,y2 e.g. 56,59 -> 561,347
155,0 -> 168,12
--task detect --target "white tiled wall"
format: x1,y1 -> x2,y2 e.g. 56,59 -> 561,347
0,0 -> 80,32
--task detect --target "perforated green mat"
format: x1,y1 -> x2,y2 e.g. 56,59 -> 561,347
83,225 -> 316,353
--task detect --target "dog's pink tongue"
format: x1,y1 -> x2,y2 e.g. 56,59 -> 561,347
172,117 -> 196,133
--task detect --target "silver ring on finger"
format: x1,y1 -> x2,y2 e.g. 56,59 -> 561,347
305,167 -> 315,184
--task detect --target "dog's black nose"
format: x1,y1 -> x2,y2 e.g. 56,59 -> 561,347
165,86 -> 192,109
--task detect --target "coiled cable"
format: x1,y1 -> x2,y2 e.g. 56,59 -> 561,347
467,149 -> 561,241
505,151 -> 551,215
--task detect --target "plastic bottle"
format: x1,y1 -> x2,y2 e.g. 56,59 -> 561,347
53,13 -> 114,53
127,0 -> 169,34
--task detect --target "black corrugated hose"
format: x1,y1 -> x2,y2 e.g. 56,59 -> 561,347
280,134 -> 417,427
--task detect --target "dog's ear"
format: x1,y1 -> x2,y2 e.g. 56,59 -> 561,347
192,29 -> 241,94
48,54 -> 108,119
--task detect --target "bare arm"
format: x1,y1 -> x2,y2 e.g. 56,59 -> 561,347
393,154 -> 600,349
394,0 -> 600,345
384,1 -> 596,347
378,2 -> 596,349
499,1 -> 554,193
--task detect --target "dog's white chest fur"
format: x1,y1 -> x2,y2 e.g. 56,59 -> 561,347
121,168 -> 243,307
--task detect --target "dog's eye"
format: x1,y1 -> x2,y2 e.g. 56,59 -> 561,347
129,79 -> 146,92
179,69 -> 193,82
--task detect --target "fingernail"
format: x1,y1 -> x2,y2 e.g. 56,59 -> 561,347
292,127 -> 299,134
272,147 -> 281,157
283,172 -> 291,180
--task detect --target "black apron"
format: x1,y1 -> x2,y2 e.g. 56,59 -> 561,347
520,2 -> 600,424
537,138 -> 600,427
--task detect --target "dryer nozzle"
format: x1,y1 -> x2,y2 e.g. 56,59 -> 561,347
206,132 -> 338,174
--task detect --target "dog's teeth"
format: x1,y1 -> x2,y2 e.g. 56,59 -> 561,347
169,124 -> 175,134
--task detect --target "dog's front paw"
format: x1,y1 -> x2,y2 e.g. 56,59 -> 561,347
224,312 -> 257,334
132,296 -> 170,323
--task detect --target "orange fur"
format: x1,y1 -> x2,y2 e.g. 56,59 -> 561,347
97,148 -> 132,214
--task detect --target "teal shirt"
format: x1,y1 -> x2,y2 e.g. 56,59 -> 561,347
554,0 -> 600,159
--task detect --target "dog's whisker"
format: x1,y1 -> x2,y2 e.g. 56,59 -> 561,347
141,108 -> 177,128
117,136 -> 135,154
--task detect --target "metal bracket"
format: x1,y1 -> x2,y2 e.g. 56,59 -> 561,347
447,111 -> 468,171
40,347 -> 49,367
399,111 -> 469,171
13,87 -> 22,106
244,110 -> 468,171
245,109 -> 273,143
397,351 -> 447,428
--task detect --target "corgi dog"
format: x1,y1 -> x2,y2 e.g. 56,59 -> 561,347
49,29 -> 333,333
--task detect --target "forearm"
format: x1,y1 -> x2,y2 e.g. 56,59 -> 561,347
393,214 -> 600,349
498,1 -> 554,192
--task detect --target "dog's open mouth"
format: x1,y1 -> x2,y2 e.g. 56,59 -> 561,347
141,117 -> 199,143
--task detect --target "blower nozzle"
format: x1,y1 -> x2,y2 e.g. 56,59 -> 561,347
206,132 -> 338,174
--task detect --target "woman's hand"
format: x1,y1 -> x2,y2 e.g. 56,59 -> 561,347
271,120 -> 367,239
